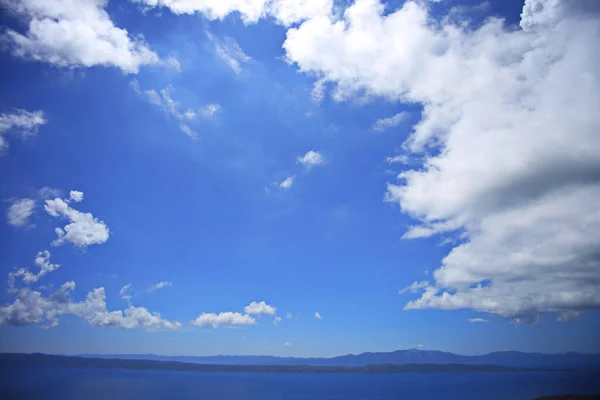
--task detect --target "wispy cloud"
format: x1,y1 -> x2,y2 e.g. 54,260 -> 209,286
467,318 -> 488,323
278,176 -> 295,190
0,109 -> 47,154
314,312 -> 322,320
7,198 -> 36,227
210,34 -> 251,74
147,281 -> 173,293
372,112 -> 407,132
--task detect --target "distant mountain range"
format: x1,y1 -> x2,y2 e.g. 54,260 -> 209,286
0,353 -> 577,374
76,349 -> 600,368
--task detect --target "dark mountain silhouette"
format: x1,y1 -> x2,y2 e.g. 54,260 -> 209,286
76,348 -> 600,368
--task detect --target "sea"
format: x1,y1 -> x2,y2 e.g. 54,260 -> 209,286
1,368 -> 599,400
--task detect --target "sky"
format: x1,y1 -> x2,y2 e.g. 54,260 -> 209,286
0,0 -> 599,357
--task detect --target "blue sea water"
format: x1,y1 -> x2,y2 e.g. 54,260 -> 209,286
1,368 -> 599,400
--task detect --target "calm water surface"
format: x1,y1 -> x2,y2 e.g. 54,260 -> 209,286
1,368 -> 599,400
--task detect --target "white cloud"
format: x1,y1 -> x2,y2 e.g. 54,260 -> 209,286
163,56 -> 182,72
120,284 -> 133,301
69,190 -> 84,203
1,0 -> 159,73
38,187 -> 63,199
0,281 -> 181,330
467,317 -> 488,323
132,0 -> 269,23
398,280 -> 429,294
7,198 -> 36,227
278,176 -> 295,189
314,311 -> 322,320
180,124 -> 198,139
147,281 -> 173,293
269,0 -> 333,26
297,150 -> 325,168
8,251 -> 60,290
132,0 -> 333,25
0,109 -> 47,154
198,104 -> 221,118
285,312 -> 292,319
244,301 -> 277,316
386,155 -> 409,164
417,344 -> 423,348
211,35 -> 251,74
44,193 -> 110,247
310,78 -> 327,102
372,112 -> 407,132
191,312 -> 256,328
273,315 -> 282,325
283,0 -> 600,324
283,341 -> 291,347
133,82 -> 213,138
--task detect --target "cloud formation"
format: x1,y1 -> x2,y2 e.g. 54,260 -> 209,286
7,198 -> 36,227
120,284 -> 133,301
0,109 -> 46,153
132,0 -> 332,25
191,312 -> 256,328
69,191 -> 84,203
0,281 -> 181,330
147,281 -> 173,293
297,150 -> 325,168
372,112 -> 407,132
1,0 -> 160,73
132,81 -> 217,138
278,176 -> 295,189
211,35 -> 251,74
44,191 -> 110,247
8,251 -> 60,290
244,301 -> 276,316
314,311 -> 322,320
282,0 -> 600,324
467,318 -> 488,323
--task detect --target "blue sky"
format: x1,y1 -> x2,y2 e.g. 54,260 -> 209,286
1,0 -> 599,357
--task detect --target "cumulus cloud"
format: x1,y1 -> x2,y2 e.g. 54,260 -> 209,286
8,251 -> 60,290
69,191 -> 84,203
314,311 -> 322,320
191,312 -> 256,328
282,0 -> 600,324
0,109 -> 47,153
147,281 -> 173,293
273,315 -> 282,325
297,150 -> 325,168
7,198 -> 36,227
278,176 -> 295,189
0,281 -> 180,330
467,317 -> 488,323
1,0 -> 159,73
44,192 -> 110,247
372,112 -> 407,132
131,0 -> 332,25
244,301 -> 277,316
